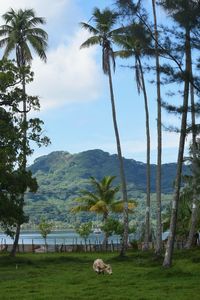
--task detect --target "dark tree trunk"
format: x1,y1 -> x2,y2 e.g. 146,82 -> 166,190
10,56 -> 27,257
152,0 -> 162,255
163,28 -> 191,267
10,223 -> 20,257
107,60 -> 129,257
137,57 -> 151,251
185,69 -> 198,249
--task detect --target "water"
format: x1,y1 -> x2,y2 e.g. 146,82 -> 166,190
0,230 -> 124,245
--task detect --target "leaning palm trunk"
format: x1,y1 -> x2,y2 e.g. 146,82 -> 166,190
185,75 -> 198,249
152,0 -> 162,255
137,57 -> 151,251
163,29 -> 191,267
107,59 -> 129,256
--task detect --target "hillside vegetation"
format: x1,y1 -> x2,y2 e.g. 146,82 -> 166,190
24,150 -> 188,226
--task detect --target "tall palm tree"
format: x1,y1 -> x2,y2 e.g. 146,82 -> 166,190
114,23 -> 152,250
0,8 -> 48,256
80,7 -> 129,256
151,0 -> 163,256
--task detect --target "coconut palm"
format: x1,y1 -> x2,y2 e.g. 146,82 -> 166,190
0,8 -> 48,166
72,176 -> 136,245
0,8 -> 47,66
114,22 -> 152,250
151,0 -> 163,256
80,7 -> 129,256
0,8 -> 48,256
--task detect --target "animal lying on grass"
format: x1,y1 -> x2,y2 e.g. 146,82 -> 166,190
93,259 -> 112,275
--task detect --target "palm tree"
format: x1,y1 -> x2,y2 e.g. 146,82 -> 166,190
114,23 -> 152,250
72,176 -> 136,245
0,8 -> 48,166
0,8 -> 47,65
0,8 -> 48,256
151,0 -> 163,256
160,0 -> 199,267
80,7 -> 129,256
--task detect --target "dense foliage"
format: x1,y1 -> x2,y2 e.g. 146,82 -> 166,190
23,149 -> 187,227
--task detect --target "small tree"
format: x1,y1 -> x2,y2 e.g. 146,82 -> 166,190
101,217 -> 135,243
38,218 -> 53,250
75,222 -> 92,245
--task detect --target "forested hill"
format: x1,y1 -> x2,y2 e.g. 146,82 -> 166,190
28,149 -> 189,202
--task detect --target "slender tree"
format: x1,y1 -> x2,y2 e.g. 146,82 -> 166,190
0,8 -> 48,256
160,0 -> 200,267
80,7 -> 129,255
185,65 -> 198,249
151,0 -> 163,256
114,23 -> 152,250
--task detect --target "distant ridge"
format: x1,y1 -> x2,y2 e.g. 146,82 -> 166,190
28,149 -> 189,202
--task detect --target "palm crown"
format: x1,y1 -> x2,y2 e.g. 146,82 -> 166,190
72,176 -> 136,221
0,8 -> 48,66
80,7 -> 120,74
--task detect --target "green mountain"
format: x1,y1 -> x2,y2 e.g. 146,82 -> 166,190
24,149 -> 189,226
29,149 -> 189,197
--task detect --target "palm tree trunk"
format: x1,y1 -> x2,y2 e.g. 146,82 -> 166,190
152,0 -> 162,255
107,59 -> 129,256
163,28 -> 191,267
185,70 -> 198,249
137,57 -> 151,251
102,212 -> 109,249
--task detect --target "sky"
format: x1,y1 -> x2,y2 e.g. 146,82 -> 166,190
0,0 -> 185,165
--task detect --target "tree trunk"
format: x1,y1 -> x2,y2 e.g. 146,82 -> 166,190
138,57 -> 151,251
163,29 -> 191,267
152,0 -> 163,255
107,60 -> 129,257
102,212 -> 109,248
10,223 -> 21,257
11,57 -> 28,256
185,68 -> 198,249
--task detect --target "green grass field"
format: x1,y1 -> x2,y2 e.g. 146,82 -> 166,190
0,249 -> 200,300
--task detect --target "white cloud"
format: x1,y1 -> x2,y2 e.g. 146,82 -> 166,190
0,0 -> 71,20
28,29 -> 103,110
0,1 -> 102,110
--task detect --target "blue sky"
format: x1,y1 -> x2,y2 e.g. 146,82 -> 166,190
0,0 -> 184,165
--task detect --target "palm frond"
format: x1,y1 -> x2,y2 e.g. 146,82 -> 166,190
71,205 -> 91,213
111,200 -> 137,213
114,50 -> 133,59
0,38 -> 9,49
90,200 -> 107,213
27,16 -> 46,27
27,28 -> 48,40
80,36 -> 100,49
80,22 -> 99,35
27,35 -> 47,62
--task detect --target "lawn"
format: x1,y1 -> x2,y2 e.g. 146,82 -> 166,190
0,249 -> 200,300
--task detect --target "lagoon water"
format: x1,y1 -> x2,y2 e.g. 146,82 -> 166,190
0,230 -> 124,245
